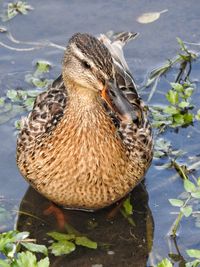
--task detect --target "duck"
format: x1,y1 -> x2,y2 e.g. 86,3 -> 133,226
16,32 -> 153,210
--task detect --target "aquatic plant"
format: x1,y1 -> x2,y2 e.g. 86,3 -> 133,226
1,1 -> 33,21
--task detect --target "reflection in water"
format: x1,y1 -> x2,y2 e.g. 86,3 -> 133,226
17,183 -> 154,267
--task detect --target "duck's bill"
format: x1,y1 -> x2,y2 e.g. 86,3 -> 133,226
101,81 -> 140,124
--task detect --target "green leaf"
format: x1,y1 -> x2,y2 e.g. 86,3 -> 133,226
156,258 -> 173,267
6,90 -> 18,101
184,179 -> 196,193
164,106 -> 178,115
36,61 -> 51,73
191,191 -> 200,199
170,82 -> 183,92
178,101 -> 190,108
49,240 -> 75,256
173,114 -> 184,125
31,78 -> 49,88
169,199 -> 184,207
47,232 -> 75,241
14,251 -> 37,267
37,257 -> 50,267
166,90 -> 179,105
24,98 -> 35,110
183,113 -> 194,124
5,1 -> 33,21
122,196 -> 133,215
187,249 -> 200,259
21,242 -> 48,256
197,177 -> 200,187
75,236 -> 97,249
195,110 -> 200,121
26,90 -> 40,97
185,87 -> 194,98
186,259 -> 200,267
0,259 -> 10,267
181,205 -> 193,217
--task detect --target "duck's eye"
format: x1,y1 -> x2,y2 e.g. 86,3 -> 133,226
82,61 -> 91,69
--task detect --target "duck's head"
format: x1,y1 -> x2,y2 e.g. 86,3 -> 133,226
62,33 -> 114,94
62,33 -> 137,123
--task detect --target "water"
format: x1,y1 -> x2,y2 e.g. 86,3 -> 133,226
0,0 -> 200,266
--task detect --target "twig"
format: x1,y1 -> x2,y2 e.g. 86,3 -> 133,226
0,30 -> 65,51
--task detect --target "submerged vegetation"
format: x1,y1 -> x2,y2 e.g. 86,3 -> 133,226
0,227 -> 98,266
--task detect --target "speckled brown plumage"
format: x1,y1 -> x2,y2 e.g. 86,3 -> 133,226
16,32 -> 153,210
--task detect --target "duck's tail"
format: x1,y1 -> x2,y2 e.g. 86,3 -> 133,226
98,31 -> 138,73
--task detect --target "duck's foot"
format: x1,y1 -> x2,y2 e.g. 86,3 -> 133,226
43,203 -> 66,230
106,198 -> 125,220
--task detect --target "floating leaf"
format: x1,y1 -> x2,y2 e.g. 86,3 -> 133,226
137,9 -> 168,24
183,113 -> 194,124
166,90 -> 179,105
156,258 -> 173,267
6,90 -> 18,102
164,106 -> 178,115
195,110 -> 200,121
24,98 -> 35,110
21,242 -> 48,256
14,251 -> 49,267
37,257 -> 50,267
169,199 -> 184,207
36,60 -> 51,73
178,101 -> 190,109
185,260 -> 200,267
4,1 -> 34,21
191,191 -> 200,199
187,249 -> 200,259
75,236 -> 97,249
171,82 -> 183,92
173,113 -> 185,125
184,179 -> 196,193
0,259 -> 10,267
185,87 -> 194,97
49,240 -> 75,256
181,205 -> 193,217
47,232 -> 75,241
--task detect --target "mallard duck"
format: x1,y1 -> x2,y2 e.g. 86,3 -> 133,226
16,32 -> 153,210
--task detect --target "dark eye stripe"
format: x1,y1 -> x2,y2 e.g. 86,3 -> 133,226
72,53 -> 92,70
82,60 -> 91,69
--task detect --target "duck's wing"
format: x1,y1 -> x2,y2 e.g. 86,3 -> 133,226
99,32 -> 153,165
17,75 -> 67,149
98,32 -> 145,127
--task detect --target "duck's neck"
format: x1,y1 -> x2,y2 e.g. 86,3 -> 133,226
64,80 -> 104,124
